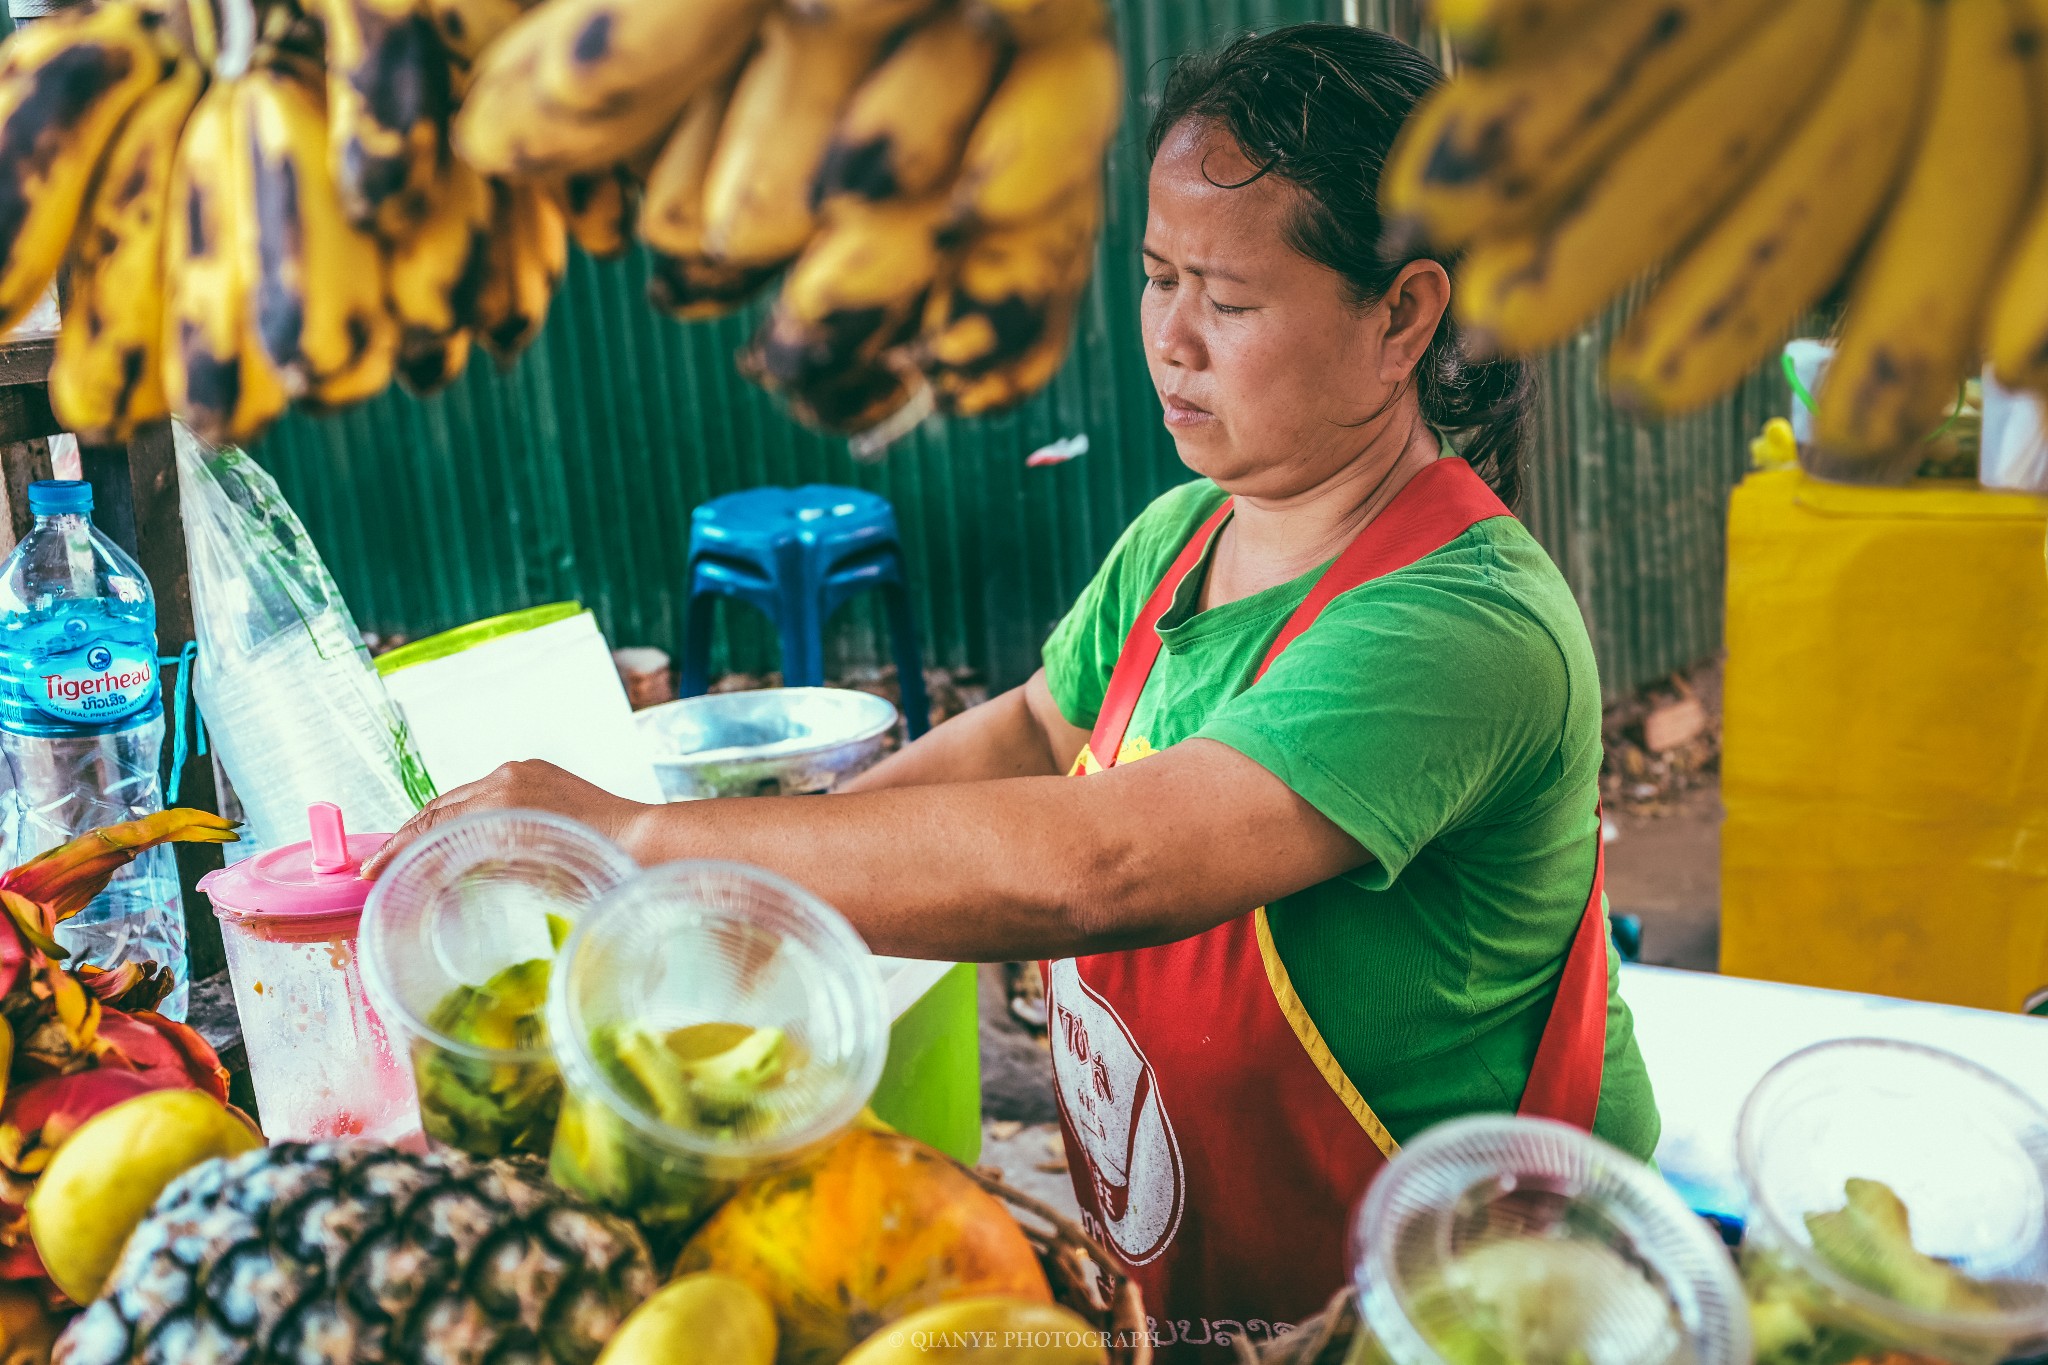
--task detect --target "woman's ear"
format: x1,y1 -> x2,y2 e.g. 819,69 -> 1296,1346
1376,258 -> 1451,386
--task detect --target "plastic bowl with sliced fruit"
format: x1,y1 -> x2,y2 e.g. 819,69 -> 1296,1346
1737,1039 -> 2048,1365
362,809 -> 639,1158
546,859 -> 890,1257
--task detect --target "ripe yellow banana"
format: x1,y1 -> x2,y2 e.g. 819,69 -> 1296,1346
423,0 -> 537,61
0,2 -> 174,332
551,169 -> 635,259
389,159 -> 491,390
1985,0 -> 2048,392
453,5 -> 724,181
933,285 -> 1078,416
1382,0 -> 1777,251
746,196 -> 950,394
241,66 -> 399,408
454,0 -> 765,178
702,12 -> 885,267
953,31 -> 1119,227
1606,0 -> 1932,418
319,0 -> 451,241
815,9 -> 1002,209
1456,0 -> 1857,357
475,179 -> 567,363
163,80 -> 291,445
921,186 -> 1097,382
638,71 -> 777,318
966,0 -> 1107,45
1815,0 -> 2038,477
1432,0 -> 1613,65
50,61 -> 203,444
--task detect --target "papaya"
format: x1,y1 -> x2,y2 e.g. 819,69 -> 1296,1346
676,1128 -> 1052,1365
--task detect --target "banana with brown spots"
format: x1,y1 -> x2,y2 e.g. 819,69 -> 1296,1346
389,158 -> 492,393
240,63 -> 399,408
0,1 -> 176,333
50,59 -> 203,444
319,0 -> 452,241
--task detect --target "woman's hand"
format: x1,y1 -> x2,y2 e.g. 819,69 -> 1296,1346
360,761 -> 655,877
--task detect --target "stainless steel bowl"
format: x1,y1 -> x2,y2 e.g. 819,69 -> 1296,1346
637,687 -> 900,801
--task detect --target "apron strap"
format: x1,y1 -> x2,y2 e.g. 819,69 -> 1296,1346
1088,500 -> 1233,770
1254,457 -> 1511,682
1516,813 -> 1611,1131
1088,459 -> 1512,769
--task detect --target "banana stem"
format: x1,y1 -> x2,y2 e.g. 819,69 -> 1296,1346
215,0 -> 256,77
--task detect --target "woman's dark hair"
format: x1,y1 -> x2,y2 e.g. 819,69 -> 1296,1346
1148,24 -> 1534,508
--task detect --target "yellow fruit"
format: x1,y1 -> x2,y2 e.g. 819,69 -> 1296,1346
1604,0 -> 1932,417
840,1297 -> 1106,1365
701,11 -> 887,267
677,1129 -> 1050,1365
1381,0 -> 1778,250
596,1272 -> 777,1365
1815,0 -> 2038,474
953,32 -> 1119,227
28,1089 -> 260,1304
1454,0 -> 1857,357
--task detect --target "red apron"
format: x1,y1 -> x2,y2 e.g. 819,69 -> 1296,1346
1045,458 -> 1612,1357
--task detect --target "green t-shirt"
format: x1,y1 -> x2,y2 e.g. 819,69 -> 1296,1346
1042,474 -> 1660,1158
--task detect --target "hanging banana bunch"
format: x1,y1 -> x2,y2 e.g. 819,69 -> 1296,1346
1396,0 -> 2048,484
456,0 -> 1122,437
0,0 -> 1125,448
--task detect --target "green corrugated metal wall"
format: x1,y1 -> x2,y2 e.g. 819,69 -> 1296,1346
250,0 -> 1781,699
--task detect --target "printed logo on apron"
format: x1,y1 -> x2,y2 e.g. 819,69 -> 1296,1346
1048,956 -> 1184,1264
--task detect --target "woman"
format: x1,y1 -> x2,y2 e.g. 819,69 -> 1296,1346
367,22 -> 1657,1346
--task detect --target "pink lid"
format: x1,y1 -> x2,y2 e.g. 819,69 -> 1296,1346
200,803 -> 393,944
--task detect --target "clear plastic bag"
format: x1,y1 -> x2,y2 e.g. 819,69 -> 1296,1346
177,424 -> 434,853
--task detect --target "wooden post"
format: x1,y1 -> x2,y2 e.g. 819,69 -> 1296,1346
81,423 -> 227,979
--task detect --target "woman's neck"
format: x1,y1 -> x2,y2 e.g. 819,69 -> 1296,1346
1200,414 -> 1442,611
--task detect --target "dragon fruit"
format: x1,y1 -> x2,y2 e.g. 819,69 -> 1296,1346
0,811 -> 239,1292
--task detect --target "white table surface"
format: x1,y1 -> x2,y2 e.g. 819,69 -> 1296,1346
1621,964 -> 2048,1222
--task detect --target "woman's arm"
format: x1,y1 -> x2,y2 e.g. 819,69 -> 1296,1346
361,738 -> 1369,961
838,670 -> 1092,792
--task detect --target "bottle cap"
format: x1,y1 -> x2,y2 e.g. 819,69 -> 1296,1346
199,802 -> 391,943
27,481 -> 92,517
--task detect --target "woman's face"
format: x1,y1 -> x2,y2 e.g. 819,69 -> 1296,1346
1141,118 -> 1446,498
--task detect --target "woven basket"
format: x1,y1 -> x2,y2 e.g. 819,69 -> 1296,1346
1246,1288 -> 1360,1365
958,1162 -> 1153,1365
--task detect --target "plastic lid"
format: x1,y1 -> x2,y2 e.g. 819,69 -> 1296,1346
373,603 -> 584,677
28,480 -> 91,516
1737,1039 -> 2048,1345
199,802 -> 390,942
1353,1115 -> 1751,1365
360,808 -> 637,1063
548,860 -> 888,1165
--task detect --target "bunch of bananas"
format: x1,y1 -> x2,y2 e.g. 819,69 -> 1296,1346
0,0 -> 1119,450
455,0 -> 1122,432
0,0 -> 581,446
1393,0 -> 2048,484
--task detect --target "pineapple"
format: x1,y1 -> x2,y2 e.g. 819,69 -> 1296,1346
53,1142 -> 656,1365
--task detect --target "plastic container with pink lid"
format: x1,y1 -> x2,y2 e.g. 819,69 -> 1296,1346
198,801 -> 420,1144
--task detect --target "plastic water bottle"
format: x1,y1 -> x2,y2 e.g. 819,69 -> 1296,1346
0,481 -> 186,1018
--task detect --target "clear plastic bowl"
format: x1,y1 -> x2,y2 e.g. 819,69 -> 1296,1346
546,860 -> 888,1250
1737,1039 -> 2048,1365
359,809 -> 638,1158
1352,1115 -> 1752,1365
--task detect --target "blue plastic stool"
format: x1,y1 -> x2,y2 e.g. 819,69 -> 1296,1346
679,486 -> 930,738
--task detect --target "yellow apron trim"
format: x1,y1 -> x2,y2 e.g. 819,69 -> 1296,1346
1253,906 -> 1401,1161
